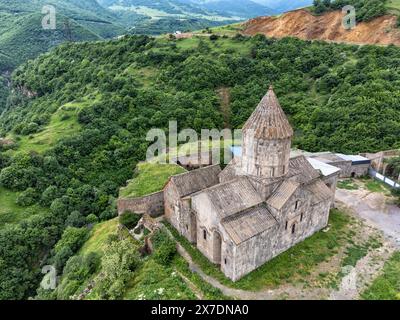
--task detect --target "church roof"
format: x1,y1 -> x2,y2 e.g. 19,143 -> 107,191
198,177 -> 264,219
266,180 -> 300,210
169,164 -> 221,198
288,156 -> 321,184
222,205 -> 278,245
242,86 -> 294,140
307,179 -> 333,205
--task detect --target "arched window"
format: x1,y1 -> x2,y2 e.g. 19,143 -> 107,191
300,213 -> 304,222
203,229 -> 207,241
285,221 -> 288,230
295,200 -> 301,210
292,224 -> 296,234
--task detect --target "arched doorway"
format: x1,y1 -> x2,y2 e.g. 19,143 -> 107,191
351,172 -> 356,178
213,231 -> 222,265
190,212 -> 197,244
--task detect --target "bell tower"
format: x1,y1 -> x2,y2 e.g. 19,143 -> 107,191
240,86 -> 293,179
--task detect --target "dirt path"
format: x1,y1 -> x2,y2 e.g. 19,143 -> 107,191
336,188 -> 400,247
175,269 -> 205,300
329,241 -> 395,300
217,87 -> 231,129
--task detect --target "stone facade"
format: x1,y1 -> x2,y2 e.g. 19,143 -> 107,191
118,191 -> 164,217
164,87 -> 338,281
348,163 -> 370,177
164,165 -> 221,243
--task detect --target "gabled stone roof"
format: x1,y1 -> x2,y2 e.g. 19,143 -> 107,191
288,155 -> 321,184
266,180 -> 300,210
169,164 -> 221,198
199,177 -> 264,219
242,86 -> 294,140
222,205 -> 278,245
307,179 -> 333,205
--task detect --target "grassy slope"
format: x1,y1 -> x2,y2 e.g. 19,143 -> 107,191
7,94 -> 100,155
119,163 -> 187,198
387,0 -> 400,14
74,218 -> 199,300
362,251 -> 400,300
79,218 -> 119,257
0,187 -> 48,227
123,257 -> 198,300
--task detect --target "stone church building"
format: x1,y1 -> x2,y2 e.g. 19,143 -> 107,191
164,87 -> 338,281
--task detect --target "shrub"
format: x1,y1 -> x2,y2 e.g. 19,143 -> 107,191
65,211 -> 86,228
16,187 -> 38,207
53,227 -> 89,272
86,214 -> 99,225
100,207 -> 117,221
94,239 -> 140,299
85,252 -> 101,274
152,230 -> 177,266
54,246 -> 74,272
210,34 -> 219,41
56,279 -> 81,300
21,122 -> 39,135
40,186 -> 59,206
55,227 -> 89,254
119,211 -> 141,229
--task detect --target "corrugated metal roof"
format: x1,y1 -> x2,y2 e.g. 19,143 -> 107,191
307,158 -> 341,177
336,154 -> 371,163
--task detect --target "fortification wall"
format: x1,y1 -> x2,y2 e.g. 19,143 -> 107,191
118,191 -> 164,217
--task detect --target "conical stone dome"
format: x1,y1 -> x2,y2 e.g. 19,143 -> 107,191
243,86 -> 293,140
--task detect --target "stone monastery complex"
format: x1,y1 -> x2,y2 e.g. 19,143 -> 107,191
119,86 -> 372,281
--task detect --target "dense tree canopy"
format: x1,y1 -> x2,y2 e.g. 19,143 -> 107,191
1,33 -> 400,299
312,0 -> 388,22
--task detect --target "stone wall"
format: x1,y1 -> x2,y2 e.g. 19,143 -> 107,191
164,181 -> 197,243
331,160 -> 352,178
118,191 -> 164,217
349,164 -> 370,177
241,135 -> 291,178
362,150 -> 400,173
322,173 -> 339,206
229,199 -> 331,281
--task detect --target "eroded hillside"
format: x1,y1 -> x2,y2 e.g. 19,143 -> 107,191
243,9 -> 400,46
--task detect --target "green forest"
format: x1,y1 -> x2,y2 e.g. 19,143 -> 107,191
1,33 -> 400,299
312,0 -> 390,21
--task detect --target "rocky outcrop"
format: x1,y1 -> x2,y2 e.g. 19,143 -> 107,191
243,9 -> 400,46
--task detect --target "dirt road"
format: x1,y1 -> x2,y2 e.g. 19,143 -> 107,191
336,188 -> 400,247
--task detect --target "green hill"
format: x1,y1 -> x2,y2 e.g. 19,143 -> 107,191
0,0 -> 125,72
1,34 -> 400,299
311,0 -> 394,22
